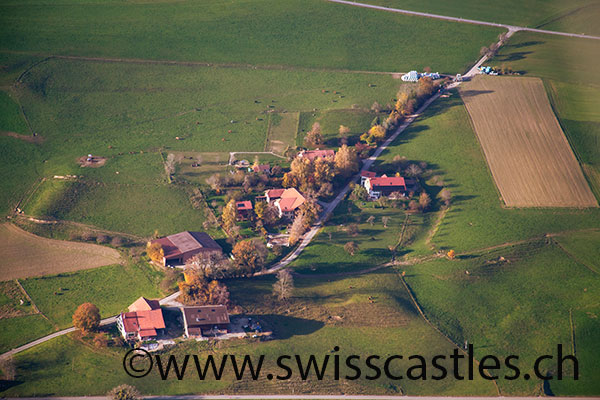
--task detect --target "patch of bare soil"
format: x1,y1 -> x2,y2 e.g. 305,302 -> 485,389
77,155 -> 107,168
2,131 -> 43,144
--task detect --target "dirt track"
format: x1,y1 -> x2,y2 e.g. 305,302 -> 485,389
460,76 -> 597,208
0,223 -> 121,281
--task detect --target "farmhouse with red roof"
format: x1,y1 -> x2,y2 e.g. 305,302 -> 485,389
265,188 -> 305,219
117,297 -> 166,341
362,173 -> 415,199
150,231 -> 222,267
236,200 -> 253,220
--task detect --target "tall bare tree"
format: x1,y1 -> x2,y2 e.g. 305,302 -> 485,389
273,269 -> 294,301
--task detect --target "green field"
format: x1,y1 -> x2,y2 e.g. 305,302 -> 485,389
362,0 -> 600,33
0,314 -> 56,354
0,0 -> 500,73
402,237 -> 600,395
20,263 -> 163,329
4,271 -> 497,396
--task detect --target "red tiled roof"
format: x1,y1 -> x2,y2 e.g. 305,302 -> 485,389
370,176 -> 406,187
151,231 -> 222,259
236,201 -> 253,211
121,308 -> 165,336
361,171 -> 377,178
276,188 -> 305,212
128,297 -> 160,312
266,189 -> 285,199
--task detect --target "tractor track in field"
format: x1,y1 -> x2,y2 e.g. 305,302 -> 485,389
6,51 -> 405,77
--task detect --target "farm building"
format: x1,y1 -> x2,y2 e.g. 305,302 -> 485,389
362,174 -> 416,199
180,305 -> 230,338
117,297 -> 165,341
265,188 -> 306,218
150,231 -> 222,266
401,71 -> 419,82
360,170 -> 377,186
252,164 -> 271,174
297,149 -> 335,161
236,200 -> 253,220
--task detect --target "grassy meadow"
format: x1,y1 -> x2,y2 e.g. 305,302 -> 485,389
4,270 -> 497,396
0,0 -> 500,73
362,0 -> 600,33
20,262 -> 163,329
376,92 -> 600,252
402,237 -> 600,395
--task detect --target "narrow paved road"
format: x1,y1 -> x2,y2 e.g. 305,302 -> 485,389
7,395 -> 596,400
261,88 -> 445,275
327,0 -> 600,41
0,291 -> 184,359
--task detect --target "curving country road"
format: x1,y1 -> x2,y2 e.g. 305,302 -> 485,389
327,0 -> 600,41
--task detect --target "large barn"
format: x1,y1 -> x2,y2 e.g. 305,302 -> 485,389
150,231 -> 222,267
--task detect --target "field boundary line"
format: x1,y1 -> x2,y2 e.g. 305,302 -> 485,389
397,272 -> 501,395
14,279 -> 58,330
264,113 -> 273,152
4,51 -> 405,76
551,237 -> 599,275
425,206 -> 448,248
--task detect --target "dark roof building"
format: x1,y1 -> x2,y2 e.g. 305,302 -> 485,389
180,305 -> 230,337
150,231 -> 222,266
298,149 -> 335,161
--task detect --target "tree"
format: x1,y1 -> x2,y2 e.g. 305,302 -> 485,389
366,215 -> 375,226
304,122 -> 323,147
73,302 -> 100,333
439,188 -> 452,206
108,384 -> 141,400
94,332 -> 108,348
289,213 -> 306,246
185,252 -> 232,280
273,269 -> 294,301
408,200 -> 420,212
313,157 -> 335,186
419,192 -> 431,212
146,242 -> 164,263
395,92 -> 415,116
349,183 -> 368,201
364,124 -> 386,144
232,239 -> 268,274
370,101 -> 382,113
255,201 -> 278,226
344,241 -> 359,256
405,163 -> 423,177
417,77 -> 436,99
222,199 -> 238,233
381,216 -> 390,228
206,173 -> 225,193
179,275 -> 230,306
299,197 -> 322,227
447,249 -> 456,259
339,125 -> 351,137
334,144 -> 359,177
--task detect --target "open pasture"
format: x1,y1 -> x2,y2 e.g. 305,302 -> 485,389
0,0 -> 501,73
460,76 -> 596,207
0,223 -> 121,281
362,0 -> 599,33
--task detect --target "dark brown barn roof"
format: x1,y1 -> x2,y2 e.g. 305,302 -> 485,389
152,231 -> 222,259
181,305 -> 230,327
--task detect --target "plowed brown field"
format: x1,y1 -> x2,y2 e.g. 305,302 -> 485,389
460,76 -> 597,207
0,223 -> 121,281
